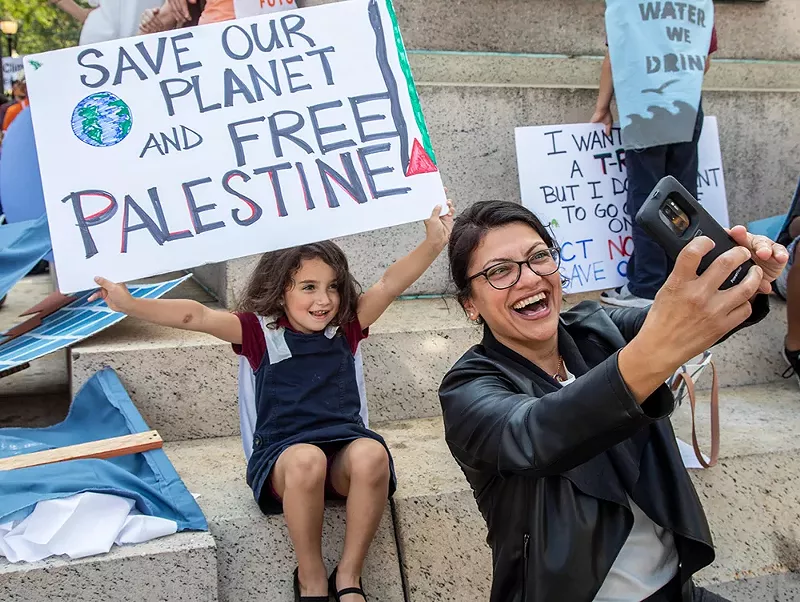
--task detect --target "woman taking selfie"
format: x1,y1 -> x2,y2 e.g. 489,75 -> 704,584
439,201 -> 787,602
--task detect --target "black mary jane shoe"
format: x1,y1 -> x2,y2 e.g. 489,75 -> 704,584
293,567 -> 331,602
328,567 -> 367,601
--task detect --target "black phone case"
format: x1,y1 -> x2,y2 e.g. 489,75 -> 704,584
634,176 -> 754,290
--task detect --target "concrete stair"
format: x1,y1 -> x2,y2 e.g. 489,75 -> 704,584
6,377 -> 799,601
0,531 -> 219,602
68,294 -> 793,443
378,0 -> 800,61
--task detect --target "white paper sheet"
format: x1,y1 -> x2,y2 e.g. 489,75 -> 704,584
0,492 -> 177,563
676,437 -> 709,470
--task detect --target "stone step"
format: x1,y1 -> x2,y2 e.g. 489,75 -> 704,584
0,531 -> 218,602
302,0 -> 800,61
69,292 -> 791,442
0,271 -> 214,403
192,52 -> 800,302
163,436 -> 404,602
69,295 -> 478,441
383,379 -> 800,601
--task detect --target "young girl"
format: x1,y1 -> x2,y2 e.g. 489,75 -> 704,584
89,200 -> 454,602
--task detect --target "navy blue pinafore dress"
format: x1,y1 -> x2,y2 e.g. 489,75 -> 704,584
244,321 -> 397,514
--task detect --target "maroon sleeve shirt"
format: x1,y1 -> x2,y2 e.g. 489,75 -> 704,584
233,313 -> 369,370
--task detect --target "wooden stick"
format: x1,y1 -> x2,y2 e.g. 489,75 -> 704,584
0,430 -> 163,471
1,315 -> 42,345
19,291 -> 78,317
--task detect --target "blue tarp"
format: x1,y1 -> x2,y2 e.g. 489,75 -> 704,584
747,178 -> 800,244
0,214 -> 52,300
776,178 -> 800,246
748,215 -> 785,242
0,367 -> 207,531
0,107 -> 46,224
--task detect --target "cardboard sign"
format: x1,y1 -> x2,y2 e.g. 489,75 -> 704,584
2,57 -> 23,93
515,118 -> 729,293
0,275 -> 190,375
25,0 -> 444,293
606,0 -> 714,149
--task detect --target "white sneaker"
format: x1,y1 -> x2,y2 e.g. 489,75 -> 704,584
600,285 -> 654,308
600,286 -> 623,302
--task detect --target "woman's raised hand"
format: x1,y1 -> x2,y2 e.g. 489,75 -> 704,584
636,236 -> 771,370
619,236 -> 776,403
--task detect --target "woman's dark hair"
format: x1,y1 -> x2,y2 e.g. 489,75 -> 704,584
238,241 -> 362,326
449,200 -> 557,310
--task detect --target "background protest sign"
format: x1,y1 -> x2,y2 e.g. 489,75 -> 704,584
515,118 -> 729,294
606,0 -> 714,149
25,0 -> 444,293
2,57 -> 23,93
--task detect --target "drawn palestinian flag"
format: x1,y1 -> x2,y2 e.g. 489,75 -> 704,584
369,0 -> 438,177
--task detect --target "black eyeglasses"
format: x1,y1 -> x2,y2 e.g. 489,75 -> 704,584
467,248 -> 561,290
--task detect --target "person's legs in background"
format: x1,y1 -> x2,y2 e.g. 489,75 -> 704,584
601,143 -> 667,307
603,105 -> 704,308
664,103 -> 704,270
667,106 -> 703,214
776,236 -> 800,386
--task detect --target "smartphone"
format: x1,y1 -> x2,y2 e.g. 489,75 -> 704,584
635,176 -> 754,290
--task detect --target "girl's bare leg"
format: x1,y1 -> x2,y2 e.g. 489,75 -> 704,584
271,444 -> 329,597
328,439 -> 391,601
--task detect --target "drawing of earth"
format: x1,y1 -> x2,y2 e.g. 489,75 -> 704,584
70,92 -> 132,147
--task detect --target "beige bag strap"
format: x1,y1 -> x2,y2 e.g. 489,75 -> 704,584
670,360 -> 720,468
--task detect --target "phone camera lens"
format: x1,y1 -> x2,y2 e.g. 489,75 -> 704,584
661,200 -> 690,234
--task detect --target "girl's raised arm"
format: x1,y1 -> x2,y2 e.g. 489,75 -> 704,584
89,276 -> 243,345
357,199 -> 454,329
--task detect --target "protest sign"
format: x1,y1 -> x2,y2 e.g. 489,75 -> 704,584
515,118 -> 728,294
606,0 -> 713,149
2,57 -> 23,93
0,275 -> 190,376
24,0 -> 444,293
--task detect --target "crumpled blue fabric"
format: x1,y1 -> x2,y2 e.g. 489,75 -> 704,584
0,214 -> 52,301
0,367 -> 207,532
0,107 -> 46,224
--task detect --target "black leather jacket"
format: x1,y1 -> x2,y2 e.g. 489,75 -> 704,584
439,299 -> 768,602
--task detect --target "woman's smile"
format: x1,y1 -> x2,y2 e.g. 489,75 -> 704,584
510,290 -> 551,320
